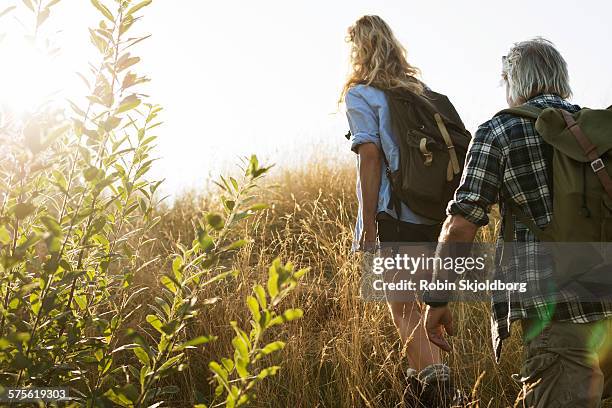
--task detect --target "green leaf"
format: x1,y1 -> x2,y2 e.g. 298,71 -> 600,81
225,239 -> 248,251
231,335 -> 249,361
172,256 -> 183,280
282,308 -> 303,321
117,54 -> 140,72
174,335 -> 216,351
209,361 -> 229,389
253,285 -> 267,309
206,213 -> 224,231
259,341 -> 285,356
0,338 -> 10,350
117,94 -> 141,113
249,203 -> 269,211
52,170 -> 68,192
104,116 -> 121,131
13,202 -> 36,220
126,0 -> 152,16
103,389 -> 132,407
246,296 -> 260,321
160,275 -> 177,294
256,365 -> 280,380
74,294 -> 87,311
133,346 -> 150,367
230,177 -> 239,192
41,215 -> 62,236
90,0 -> 114,21
222,197 -> 235,213
267,260 -> 280,298
197,229 -> 215,253
154,346 -> 180,369
146,314 -> 164,334
269,308 -> 304,327
220,357 -> 234,372
235,356 -> 249,380
0,225 -> 10,245
84,166 -> 99,181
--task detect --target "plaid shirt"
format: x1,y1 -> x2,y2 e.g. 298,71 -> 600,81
448,94 -> 612,360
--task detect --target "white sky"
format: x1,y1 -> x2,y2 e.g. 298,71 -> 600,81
2,0 -> 612,196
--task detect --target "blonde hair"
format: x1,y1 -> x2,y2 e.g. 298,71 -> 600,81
340,15 -> 423,104
502,37 -> 572,103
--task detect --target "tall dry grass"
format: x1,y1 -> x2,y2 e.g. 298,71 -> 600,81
141,159 -> 610,407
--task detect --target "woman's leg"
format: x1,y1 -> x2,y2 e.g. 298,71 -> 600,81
377,220 -> 442,371
388,301 -> 441,371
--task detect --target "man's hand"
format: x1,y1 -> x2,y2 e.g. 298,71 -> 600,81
424,305 -> 454,352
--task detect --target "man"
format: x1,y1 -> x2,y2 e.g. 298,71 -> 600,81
424,38 -> 612,407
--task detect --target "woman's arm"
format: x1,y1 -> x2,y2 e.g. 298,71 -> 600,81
346,87 -> 383,250
358,143 -> 381,249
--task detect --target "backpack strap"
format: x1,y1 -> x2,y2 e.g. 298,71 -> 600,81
434,113 -> 461,180
500,202 -> 549,265
498,105 -> 549,264
496,105 -> 543,120
503,202 -> 548,242
561,110 -> 612,200
496,105 -> 546,243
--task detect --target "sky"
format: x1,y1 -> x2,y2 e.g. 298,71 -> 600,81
1,0 -> 612,196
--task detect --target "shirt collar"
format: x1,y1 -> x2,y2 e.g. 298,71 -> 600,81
525,93 -> 569,106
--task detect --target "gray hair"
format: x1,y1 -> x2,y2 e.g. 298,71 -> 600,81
502,38 -> 572,102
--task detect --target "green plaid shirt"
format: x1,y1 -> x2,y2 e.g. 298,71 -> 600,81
448,94 -> 612,360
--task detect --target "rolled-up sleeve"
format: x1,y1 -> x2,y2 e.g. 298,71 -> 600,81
345,87 -> 381,153
447,122 -> 503,226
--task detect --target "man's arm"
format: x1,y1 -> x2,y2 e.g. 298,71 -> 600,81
424,214 -> 479,351
439,214 -> 479,243
358,143 -> 381,249
424,121 -> 504,352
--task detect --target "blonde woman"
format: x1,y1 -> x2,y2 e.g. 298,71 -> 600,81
342,15 -> 464,407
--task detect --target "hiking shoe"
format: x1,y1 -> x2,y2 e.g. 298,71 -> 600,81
417,364 -> 459,408
405,364 -> 461,407
404,368 -> 426,408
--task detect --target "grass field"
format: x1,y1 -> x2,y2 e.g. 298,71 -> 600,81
136,160 -> 542,408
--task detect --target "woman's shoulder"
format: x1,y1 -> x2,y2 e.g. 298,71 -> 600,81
346,84 -> 386,105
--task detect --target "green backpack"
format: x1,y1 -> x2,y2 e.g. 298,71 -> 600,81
499,104 -> 612,288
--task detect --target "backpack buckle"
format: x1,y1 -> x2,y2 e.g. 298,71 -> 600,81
591,158 -> 605,173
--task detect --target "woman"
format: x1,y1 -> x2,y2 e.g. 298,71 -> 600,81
341,15 -> 458,406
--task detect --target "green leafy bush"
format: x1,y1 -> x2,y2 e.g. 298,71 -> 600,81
0,1 -> 306,407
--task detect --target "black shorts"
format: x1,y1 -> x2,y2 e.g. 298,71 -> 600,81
377,219 -> 442,243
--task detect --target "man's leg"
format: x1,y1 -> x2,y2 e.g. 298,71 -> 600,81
520,318 -> 610,408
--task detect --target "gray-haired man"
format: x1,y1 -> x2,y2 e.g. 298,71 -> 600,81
424,38 -> 612,407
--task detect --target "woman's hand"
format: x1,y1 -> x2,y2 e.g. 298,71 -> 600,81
360,218 -> 377,251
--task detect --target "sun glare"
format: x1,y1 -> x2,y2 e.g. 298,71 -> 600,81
0,37 -> 74,114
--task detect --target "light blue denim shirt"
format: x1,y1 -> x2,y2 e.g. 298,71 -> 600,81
346,84 -> 438,249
